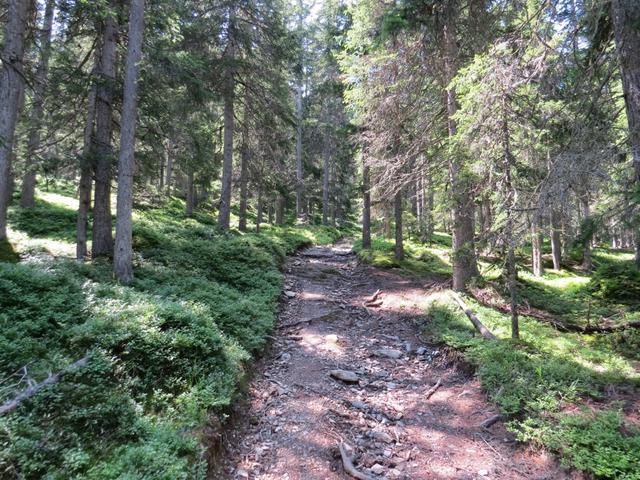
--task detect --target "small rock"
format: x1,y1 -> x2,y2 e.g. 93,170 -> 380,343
416,347 -> 427,355
370,464 -> 385,475
478,469 -> 489,476
284,290 -> 296,298
404,342 -> 412,353
329,369 -> 359,384
236,469 -> 249,479
370,431 -> 394,443
374,348 -> 403,360
383,449 -> 392,458
351,400 -> 368,410
280,352 -> 291,362
326,334 -> 339,344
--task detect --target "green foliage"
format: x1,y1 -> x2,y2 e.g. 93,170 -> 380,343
0,195 -> 343,479
516,411 -> 640,480
590,262 -> 640,304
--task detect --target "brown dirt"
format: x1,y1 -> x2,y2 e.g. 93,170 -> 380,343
214,241 -> 582,480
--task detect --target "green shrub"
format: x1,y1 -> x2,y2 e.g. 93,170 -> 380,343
590,262 -> 640,304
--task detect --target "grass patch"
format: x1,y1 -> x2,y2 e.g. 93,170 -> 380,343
0,194 -> 343,479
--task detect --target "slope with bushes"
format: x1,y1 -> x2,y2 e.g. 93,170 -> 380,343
0,192 -> 342,479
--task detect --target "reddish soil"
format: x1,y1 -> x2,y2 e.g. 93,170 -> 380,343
215,241 -> 581,480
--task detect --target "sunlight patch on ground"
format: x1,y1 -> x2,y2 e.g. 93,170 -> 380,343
6,225 -> 76,258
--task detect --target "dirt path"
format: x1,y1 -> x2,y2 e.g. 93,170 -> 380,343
216,241 -> 578,480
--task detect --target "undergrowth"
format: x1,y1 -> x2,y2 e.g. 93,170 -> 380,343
0,194 -> 343,479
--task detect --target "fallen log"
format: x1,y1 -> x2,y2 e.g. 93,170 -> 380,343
339,443 -> 375,480
450,292 -> 497,340
478,414 -> 502,429
0,355 -> 90,415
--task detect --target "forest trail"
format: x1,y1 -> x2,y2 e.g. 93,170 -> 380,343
217,241 -> 577,480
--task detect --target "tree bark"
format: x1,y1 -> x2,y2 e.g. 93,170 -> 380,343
581,197 -> 593,272
20,0 -> 55,208
362,162 -> 371,249
0,0 -> 30,240
113,0 -> 145,284
295,84 -> 305,221
322,139 -> 330,225
550,209 -> 562,270
76,49 -> 100,261
531,214 -> 544,277
256,187 -> 263,233
217,8 -> 235,231
394,189 -> 404,261
611,0 -> 640,267
185,171 -> 195,217
442,1 -> 478,291
164,137 -> 173,196
238,117 -> 249,232
92,3 -> 119,257
276,193 -> 285,225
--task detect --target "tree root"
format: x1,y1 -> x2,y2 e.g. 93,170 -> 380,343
339,443 -> 375,480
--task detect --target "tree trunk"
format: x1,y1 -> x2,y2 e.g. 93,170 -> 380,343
164,138 -> 174,196
217,10 -> 235,231
611,0 -> 640,268
20,0 -> 55,208
92,3 -> 119,257
113,0 -> 145,284
76,50 -> 100,261
531,214 -> 544,277
276,193 -> 285,225
295,83 -> 304,221
550,209 -> 562,270
0,0 -> 30,240
322,140 -> 330,225
394,189 -> 404,261
442,2 -> 478,291
238,119 -> 249,232
502,103 -> 519,339
185,171 -> 195,217
581,197 -> 593,272
256,188 -> 263,233
362,162 -> 371,249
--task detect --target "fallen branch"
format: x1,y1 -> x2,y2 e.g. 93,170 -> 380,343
425,378 -> 442,399
363,299 -> 383,308
0,355 -> 90,415
366,289 -> 381,303
450,292 -> 497,340
339,443 -> 375,480
363,290 -> 383,308
282,312 -> 337,329
479,414 -> 502,429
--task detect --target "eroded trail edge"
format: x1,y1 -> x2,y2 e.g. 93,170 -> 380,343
217,241 -> 574,480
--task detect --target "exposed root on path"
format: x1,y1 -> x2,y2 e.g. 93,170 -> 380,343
339,444 -> 374,480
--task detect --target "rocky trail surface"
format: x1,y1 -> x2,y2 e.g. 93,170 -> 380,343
215,241 -> 577,480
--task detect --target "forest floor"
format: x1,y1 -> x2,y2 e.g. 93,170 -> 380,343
217,241 -> 579,480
